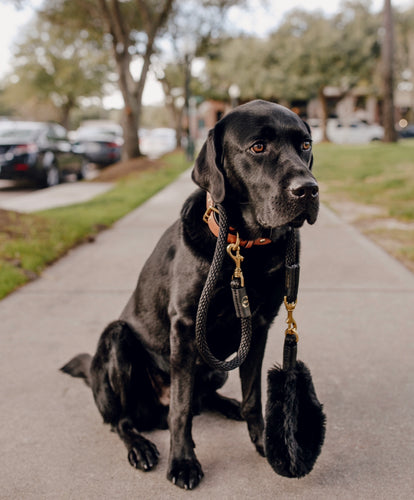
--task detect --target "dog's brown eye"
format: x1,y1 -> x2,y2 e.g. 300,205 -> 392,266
302,141 -> 312,151
251,142 -> 265,153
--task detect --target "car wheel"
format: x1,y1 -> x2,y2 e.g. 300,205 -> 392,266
45,164 -> 60,188
77,160 -> 91,180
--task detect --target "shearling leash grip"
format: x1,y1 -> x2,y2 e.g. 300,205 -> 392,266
264,226 -> 326,479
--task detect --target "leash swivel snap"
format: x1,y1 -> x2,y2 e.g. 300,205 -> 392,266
227,232 -> 251,319
284,296 -> 299,342
227,233 -> 245,287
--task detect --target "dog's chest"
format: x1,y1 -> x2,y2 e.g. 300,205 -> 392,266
205,259 -> 285,358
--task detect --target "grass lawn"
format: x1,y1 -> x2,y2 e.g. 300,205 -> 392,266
314,139 -> 414,272
0,150 -> 192,299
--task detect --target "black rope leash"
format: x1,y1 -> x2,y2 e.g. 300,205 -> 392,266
195,204 -> 252,371
195,201 -> 300,372
283,227 -> 300,370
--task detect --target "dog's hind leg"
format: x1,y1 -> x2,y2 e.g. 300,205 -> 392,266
203,391 -> 243,420
195,368 -> 243,421
117,417 -> 160,471
89,320 -> 165,471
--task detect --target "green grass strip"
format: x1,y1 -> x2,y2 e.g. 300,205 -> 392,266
0,151 -> 192,299
314,139 -> 414,222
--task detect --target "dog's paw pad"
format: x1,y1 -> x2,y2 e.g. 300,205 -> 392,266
167,458 -> 204,490
128,438 -> 159,471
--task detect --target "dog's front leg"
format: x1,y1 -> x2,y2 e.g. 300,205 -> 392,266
239,327 -> 268,457
167,317 -> 203,490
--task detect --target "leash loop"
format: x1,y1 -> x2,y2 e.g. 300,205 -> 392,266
195,204 -> 252,371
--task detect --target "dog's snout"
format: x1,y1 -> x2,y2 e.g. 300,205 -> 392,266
290,180 -> 319,200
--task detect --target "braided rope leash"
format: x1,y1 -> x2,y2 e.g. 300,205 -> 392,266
195,201 -> 300,372
283,227 -> 300,370
195,204 -> 252,371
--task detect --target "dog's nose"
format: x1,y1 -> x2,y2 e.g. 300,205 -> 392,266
289,180 -> 319,200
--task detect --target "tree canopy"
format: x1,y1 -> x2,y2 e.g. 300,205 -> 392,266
1,0 -> 413,147
1,14 -> 113,127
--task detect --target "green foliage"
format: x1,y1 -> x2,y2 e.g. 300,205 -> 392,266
314,140 -> 414,222
203,2 -> 382,102
1,13 -> 114,125
204,36 -> 272,100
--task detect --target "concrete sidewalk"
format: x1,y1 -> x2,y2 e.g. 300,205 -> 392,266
1,170 -> 413,499
0,181 -> 113,213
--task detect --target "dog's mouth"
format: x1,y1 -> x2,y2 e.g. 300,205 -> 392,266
257,209 -> 318,232
241,197 -> 319,240
289,214 -> 307,228
288,210 -> 318,228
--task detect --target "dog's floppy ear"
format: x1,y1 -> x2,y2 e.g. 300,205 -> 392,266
192,127 -> 225,203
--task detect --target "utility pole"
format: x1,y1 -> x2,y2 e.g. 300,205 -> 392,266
382,0 -> 398,142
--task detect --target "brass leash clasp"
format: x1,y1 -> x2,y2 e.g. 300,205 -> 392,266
203,204 -> 219,224
227,233 -> 245,287
284,296 -> 299,342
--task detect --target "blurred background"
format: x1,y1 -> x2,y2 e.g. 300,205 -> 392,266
0,0 -> 413,165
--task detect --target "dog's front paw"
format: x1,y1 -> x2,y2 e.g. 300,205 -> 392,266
167,457 -> 204,490
128,436 -> 160,471
254,439 -> 265,457
247,421 -> 265,457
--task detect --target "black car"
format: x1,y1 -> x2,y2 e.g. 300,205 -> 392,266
0,121 -> 89,188
398,124 -> 414,139
71,123 -> 123,166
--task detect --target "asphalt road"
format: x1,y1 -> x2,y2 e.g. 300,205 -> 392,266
1,170 -> 413,499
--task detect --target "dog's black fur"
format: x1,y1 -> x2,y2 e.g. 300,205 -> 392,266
61,100 -> 319,490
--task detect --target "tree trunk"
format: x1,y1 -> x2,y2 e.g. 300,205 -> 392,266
113,50 -> 141,159
318,87 -> 330,142
160,77 -> 183,148
97,0 -> 174,159
122,106 -> 140,159
382,0 -> 397,142
60,100 -> 73,130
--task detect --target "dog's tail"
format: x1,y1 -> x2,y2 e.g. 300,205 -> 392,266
60,353 -> 92,387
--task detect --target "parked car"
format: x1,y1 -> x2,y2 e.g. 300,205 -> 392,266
398,123 -> 414,139
0,121 -> 88,188
139,127 -> 176,158
310,119 -> 384,144
71,122 -> 123,166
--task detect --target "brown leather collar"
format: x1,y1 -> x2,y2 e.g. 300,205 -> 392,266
203,192 -> 272,248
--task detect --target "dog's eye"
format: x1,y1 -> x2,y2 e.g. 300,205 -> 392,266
250,142 -> 265,154
301,141 -> 312,151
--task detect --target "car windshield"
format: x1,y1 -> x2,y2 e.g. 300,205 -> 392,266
0,124 -> 43,141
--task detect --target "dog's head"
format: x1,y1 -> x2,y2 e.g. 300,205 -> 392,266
192,100 -> 319,239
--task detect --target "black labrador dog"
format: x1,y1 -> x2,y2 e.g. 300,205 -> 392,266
61,100 -> 319,490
